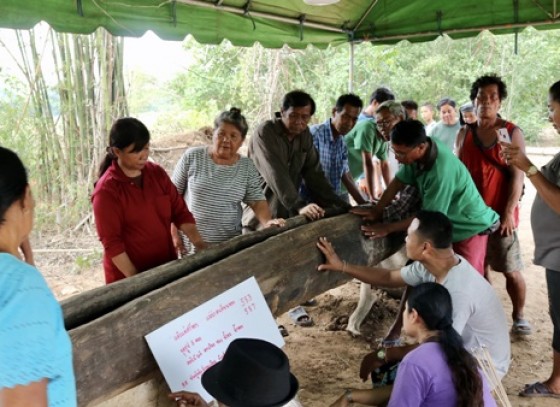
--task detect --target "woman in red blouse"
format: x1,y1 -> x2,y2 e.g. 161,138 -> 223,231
92,118 -> 207,284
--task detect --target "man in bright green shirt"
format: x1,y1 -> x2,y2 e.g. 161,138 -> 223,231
345,119 -> 389,178
352,120 -> 499,276
345,88 -> 395,201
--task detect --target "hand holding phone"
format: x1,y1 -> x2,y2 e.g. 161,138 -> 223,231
497,128 -> 511,144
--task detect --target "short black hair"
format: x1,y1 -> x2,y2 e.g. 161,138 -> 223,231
390,120 -> 427,147
282,90 -> 316,116
335,93 -> 363,112
98,117 -> 150,180
437,97 -> 456,110
401,100 -> 418,111
550,80 -> 560,103
369,87 -> 395,105
415,210 -> 453,249
469,74 -> 508,102
0,147 -> 28,225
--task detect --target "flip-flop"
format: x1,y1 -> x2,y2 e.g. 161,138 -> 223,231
288,306 -> 314,327
519,382 -> 560,398
512,318 -> 533,335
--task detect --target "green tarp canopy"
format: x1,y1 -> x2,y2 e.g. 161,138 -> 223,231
1,0 -> 559,48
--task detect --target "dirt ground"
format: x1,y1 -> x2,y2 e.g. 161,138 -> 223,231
38,153 -> 558,406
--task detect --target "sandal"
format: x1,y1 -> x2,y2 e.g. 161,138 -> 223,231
288,306 -> 314,327
519,382 -> 560,398
512,318 -> 533,336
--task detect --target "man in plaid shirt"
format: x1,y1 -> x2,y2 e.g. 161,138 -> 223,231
301,94 -> 367,205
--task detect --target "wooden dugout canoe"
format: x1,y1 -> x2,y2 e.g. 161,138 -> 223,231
62,211 -> 404,406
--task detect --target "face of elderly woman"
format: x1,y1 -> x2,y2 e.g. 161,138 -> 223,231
212,122 -> 244,160
439,104 -> 457,126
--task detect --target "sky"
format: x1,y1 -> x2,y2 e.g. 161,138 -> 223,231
123,31 -> 191,79
0,26 -> 191,82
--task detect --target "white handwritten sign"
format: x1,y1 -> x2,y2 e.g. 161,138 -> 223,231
145,277 -> 284,401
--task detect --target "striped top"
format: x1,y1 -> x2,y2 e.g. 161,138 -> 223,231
172,146 -> 265,243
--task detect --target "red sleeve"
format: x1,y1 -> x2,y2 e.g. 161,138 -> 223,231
156,165 -> 195,226
92,190 -> 126,259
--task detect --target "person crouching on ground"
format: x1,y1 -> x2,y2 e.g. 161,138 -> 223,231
317,209 -> 510,406
169,338 -> 301,407
330,283 -> 496,407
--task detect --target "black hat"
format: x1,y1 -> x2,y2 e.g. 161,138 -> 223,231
201,338 -> 299,407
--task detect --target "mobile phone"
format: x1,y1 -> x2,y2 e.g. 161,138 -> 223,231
498,128 -> 511,144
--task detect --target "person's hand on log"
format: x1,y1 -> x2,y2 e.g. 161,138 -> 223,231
360,222 -> 394,239
316,237 -> 345,272
299,203 -> 325,221
350,205 -> 382,222
264,218 -> 286,228
171,224 -> 186,257
168,391 -> 209,406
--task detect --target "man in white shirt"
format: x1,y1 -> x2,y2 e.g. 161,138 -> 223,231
317,210 -> 510,379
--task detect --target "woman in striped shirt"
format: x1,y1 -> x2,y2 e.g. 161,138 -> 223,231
172,108 -> 284,254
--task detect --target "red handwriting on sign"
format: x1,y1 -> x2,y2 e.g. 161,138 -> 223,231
179,336 -> 202,356
186,350 -> 204,366
173,322 -> 200,341
206,300 -> 236,321
243,303 -> 256,315
239,294 -> 253,306
189,359 -> 217,381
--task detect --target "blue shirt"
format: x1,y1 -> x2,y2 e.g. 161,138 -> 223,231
358,111 -> 374,122
0,253 -> 77,406
302,119 -> 349,197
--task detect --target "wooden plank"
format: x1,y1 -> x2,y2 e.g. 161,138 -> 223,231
62,209 -> 344,330
69,214 -> 403,406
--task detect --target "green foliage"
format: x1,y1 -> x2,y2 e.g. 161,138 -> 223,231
128,71 -> 179,114
2,26 -> 559,240
73,249 -> 102,274
163,28 -> 560,143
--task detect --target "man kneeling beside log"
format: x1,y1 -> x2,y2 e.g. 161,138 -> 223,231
317,210 -> 510,405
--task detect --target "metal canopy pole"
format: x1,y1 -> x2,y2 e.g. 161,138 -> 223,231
176,0 -> 346,33
348,41 -> 355,92
352,19 -> 559,43
353,0 -> 380,32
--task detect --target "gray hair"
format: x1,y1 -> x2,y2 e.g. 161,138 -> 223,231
376,100 -> 406,119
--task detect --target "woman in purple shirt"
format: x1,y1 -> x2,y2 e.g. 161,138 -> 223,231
329,283 -> 496,407
388,283 -> 496,407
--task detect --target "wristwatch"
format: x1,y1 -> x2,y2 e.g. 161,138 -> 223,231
376,348 -> 386,361
344,389 -> 353,403
526,165 -> 539,178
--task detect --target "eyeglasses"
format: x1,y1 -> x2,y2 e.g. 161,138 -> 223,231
376,119 -> 393,129
389,145 -> 419,159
